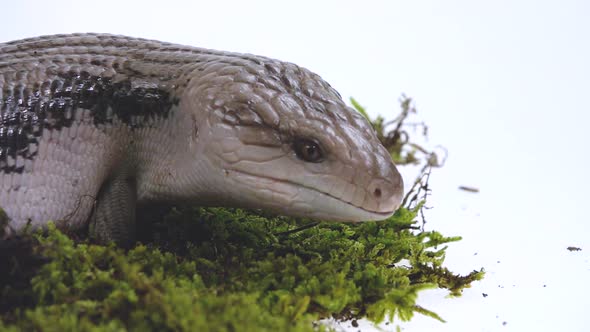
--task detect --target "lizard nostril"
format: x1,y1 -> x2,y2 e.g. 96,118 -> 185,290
373,188 -> 382,198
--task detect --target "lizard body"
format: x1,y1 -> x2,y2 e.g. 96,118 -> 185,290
0,33 -> 403,246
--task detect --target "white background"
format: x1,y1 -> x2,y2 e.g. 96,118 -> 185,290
2,1 -> 589,331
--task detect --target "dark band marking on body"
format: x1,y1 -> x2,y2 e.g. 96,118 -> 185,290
0,71 -> 178,174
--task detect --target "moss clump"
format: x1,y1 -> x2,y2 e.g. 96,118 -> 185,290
0,205 -> 483,331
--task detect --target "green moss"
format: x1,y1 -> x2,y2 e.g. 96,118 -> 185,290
0,205 -> 483,331
0,96 -> 484,330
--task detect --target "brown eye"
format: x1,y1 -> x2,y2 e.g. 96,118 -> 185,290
293,138 -> 324,163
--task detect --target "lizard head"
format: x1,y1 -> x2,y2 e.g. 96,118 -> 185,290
181,56 -> 403,221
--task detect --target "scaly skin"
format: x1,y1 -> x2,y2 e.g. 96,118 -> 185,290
0,33 -> 403,245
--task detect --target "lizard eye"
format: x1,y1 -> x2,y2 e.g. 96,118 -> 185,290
293,137 -> 324,163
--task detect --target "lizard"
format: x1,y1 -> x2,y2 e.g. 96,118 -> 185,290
0,33 -> 404,247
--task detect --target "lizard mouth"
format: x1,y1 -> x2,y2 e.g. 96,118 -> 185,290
229,169 -> 395,221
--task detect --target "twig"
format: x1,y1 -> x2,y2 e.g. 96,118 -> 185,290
275,221 -> 320,237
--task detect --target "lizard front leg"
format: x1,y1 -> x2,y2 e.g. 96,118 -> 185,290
90,173 -> 137,248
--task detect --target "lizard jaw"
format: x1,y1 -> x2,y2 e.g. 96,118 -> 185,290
228,169 -> 399,222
